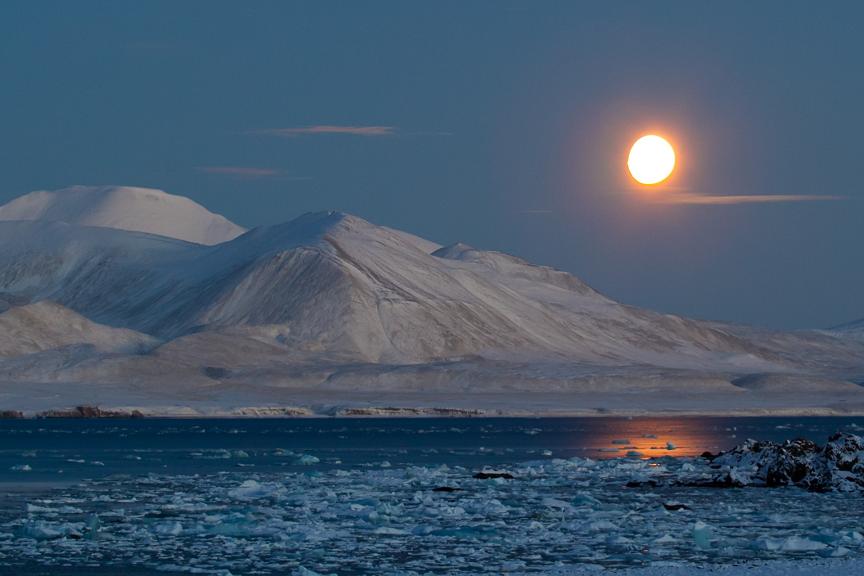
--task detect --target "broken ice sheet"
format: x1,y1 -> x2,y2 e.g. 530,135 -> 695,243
0,454 -> 862,574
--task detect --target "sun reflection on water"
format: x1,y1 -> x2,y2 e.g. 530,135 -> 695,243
578,417 -> 734,459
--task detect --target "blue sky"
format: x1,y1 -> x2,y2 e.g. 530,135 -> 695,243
1,1 -> 862,329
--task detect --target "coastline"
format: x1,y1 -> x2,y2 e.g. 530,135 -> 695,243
3,404 -> 864,419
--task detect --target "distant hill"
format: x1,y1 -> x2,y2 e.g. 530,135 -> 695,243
0,301 -> 157,357
0,185 -> 245,245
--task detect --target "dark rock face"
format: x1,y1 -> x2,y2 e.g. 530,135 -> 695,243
473,471 -> 515,480
37,406 -> 144,419
701,432 -> 864,492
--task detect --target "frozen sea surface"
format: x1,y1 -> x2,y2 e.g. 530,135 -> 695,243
0,417 -> 863,575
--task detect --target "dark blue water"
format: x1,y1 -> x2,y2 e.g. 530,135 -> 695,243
0,417 -> 862,575
1,416 -> 862,482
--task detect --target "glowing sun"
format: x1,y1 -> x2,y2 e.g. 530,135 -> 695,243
627,135 -> 676,185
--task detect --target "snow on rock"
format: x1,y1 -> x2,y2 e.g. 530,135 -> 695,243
0,185 -> 245,245
698,432 -> 864,491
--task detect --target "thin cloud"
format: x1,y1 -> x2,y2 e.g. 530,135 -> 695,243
196,166 -> 281,178
653,193 -> 846,205
195,166 -> 313,181
248,125 -> 396,137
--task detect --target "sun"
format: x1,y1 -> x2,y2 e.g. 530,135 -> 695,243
627,135 -> 676,185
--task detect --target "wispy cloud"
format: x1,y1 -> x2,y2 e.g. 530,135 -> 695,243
653,193 -> 845,205
247,125 -> 396,137
194,166 -> 312,181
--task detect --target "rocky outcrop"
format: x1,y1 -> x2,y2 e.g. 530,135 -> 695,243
37,406 -> 144,419
700,432 -> 864,492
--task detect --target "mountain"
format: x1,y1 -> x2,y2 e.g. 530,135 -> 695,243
0,301 -> 158,357
0,186 -> 246,245
0,187 -> 862,416
0,211 -> 793,368
832,318 -> 864,340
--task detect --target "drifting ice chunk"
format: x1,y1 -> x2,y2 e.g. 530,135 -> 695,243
295,454 -> 320,465
780,536 -> 828,552
10,464 -> 31,471
228,479 -> 284,500
692,521 -> 712,549
154,521 -> 183,536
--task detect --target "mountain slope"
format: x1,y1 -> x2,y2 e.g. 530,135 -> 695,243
0,191 -> 862,415
831,318 -> 864,341
0,301 -> 158,357
0,186 -> 246,245
0,211 -> 859,374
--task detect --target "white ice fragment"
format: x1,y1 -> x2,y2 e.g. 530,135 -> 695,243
373,527 -> 408,535
154,521 -> 183,536
692,521 -> 712,549
10,464 -> 31,471
542,498 -> 574,513
586,520 -> 618,532
295,454 -> 320,465
227,479 -> 283,500
780,536 -> 827,551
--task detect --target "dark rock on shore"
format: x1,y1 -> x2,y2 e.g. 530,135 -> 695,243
37,406 -> 145,419
695,432 -> 864,492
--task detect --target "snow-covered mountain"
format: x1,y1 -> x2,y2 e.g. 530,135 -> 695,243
0,301 -> 157,357
832,318 -> 864,341
0,211 -> 795,368
0,186 -> 862,416
0,186 -> 246,245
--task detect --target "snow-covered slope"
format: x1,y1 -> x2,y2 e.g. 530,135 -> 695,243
0,191 -> 862,415
0,212 -> 795,369
0,301 -> 158,357
0,186 -> 246,245
831,318 -> 864,341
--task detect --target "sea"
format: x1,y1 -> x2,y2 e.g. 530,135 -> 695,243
0,417 -> 862,575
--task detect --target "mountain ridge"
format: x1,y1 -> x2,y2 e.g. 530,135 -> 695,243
0,186 -> 862,415
0,185 -> 246,245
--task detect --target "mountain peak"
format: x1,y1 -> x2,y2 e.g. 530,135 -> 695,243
0,185 -> 246,245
